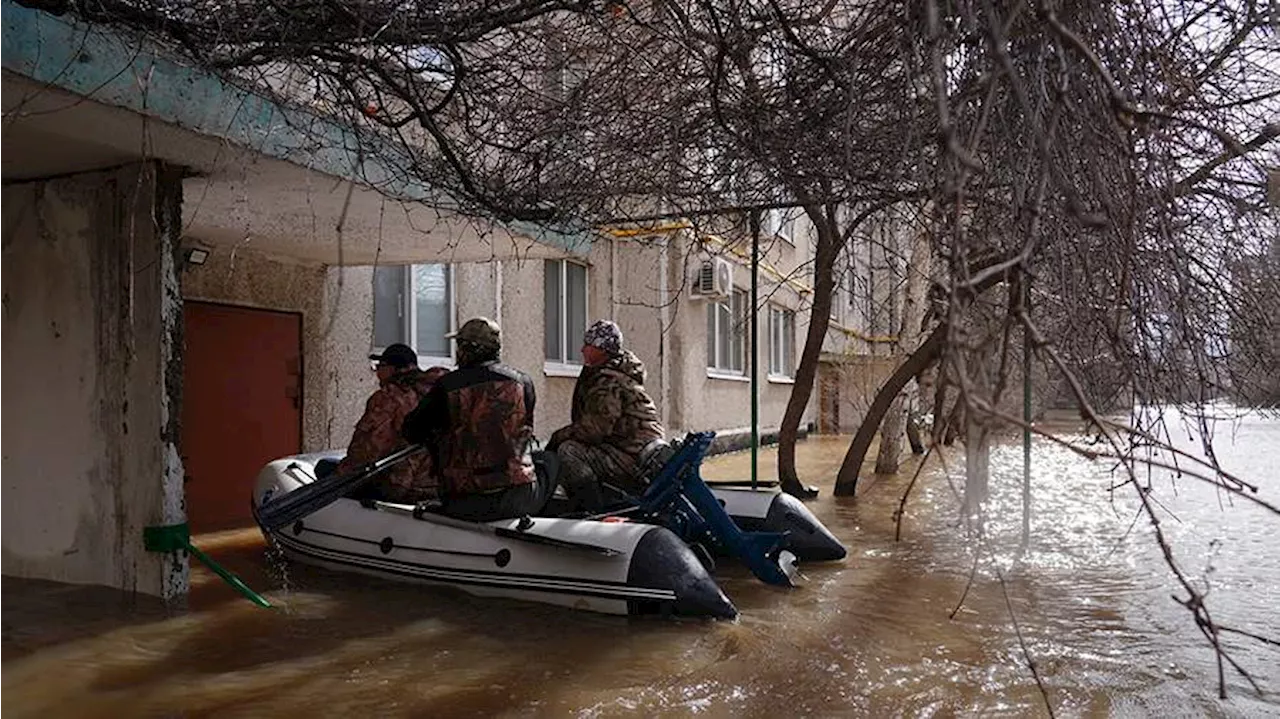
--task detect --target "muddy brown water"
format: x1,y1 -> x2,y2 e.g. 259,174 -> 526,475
4,413 -> 1278,717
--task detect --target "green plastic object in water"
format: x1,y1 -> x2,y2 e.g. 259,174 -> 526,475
143,522 -> 272,609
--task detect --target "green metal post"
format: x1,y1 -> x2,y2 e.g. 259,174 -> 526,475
751,214 -> 760,490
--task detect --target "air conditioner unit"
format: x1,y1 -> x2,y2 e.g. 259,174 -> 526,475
693,258 -> 733,298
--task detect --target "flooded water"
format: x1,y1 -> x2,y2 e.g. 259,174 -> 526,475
4,411 -> 1279,717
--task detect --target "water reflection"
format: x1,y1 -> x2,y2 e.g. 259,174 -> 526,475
4,420 -> 1278,717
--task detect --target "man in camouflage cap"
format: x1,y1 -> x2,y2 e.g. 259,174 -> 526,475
403,317 -> 550,521
547,319 -> 665,511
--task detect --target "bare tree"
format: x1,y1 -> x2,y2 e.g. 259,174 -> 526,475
40,0 -> 1279,697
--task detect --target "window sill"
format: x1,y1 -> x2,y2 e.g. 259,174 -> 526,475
544,362 -> 584,378
768,374 -> 796,384
417,358 -> 454,371
706,370 -> 749,383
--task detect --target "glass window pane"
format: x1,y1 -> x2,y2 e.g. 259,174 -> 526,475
544,260 -> 562,362
706,303 -> 717,369
786,313 -> 795,375
769,309 -> 780,374
373,265 -> 407,348
413,264 -> 450,357
567,262 -> 587,364
717,302 -> 732,370
732,291 -> 747,372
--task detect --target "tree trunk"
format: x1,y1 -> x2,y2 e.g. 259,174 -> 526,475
874,394 -> 908,473
776,213 -> 840,498
943,398 -> 964,446
833,327 -> 945,495
873,225 -> 931,474
906,395 -> 926,454
835,252 -> 1015,495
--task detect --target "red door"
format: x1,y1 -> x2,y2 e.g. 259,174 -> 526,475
182,302 -> 302,533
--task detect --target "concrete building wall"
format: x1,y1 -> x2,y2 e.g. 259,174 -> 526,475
614,239 -> 671,429
818,355 -> 901,434
658,229 -> 818,439
229,226 -> 826,459
2,163 -> 185,598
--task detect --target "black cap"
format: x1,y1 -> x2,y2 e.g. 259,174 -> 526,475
369,343 -> 418,368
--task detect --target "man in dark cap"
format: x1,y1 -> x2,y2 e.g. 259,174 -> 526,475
547,319 -> 665,512
338,343 -> 448,503
403,317 -> 549,521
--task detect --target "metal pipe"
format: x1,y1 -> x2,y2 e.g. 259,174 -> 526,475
750,214 -> 760,491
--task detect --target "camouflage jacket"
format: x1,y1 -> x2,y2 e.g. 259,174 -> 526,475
403,361 -> 536,497
337,368 -> 442,502
552,350 -> 664,462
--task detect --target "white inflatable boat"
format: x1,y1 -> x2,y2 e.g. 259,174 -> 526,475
252,452 -> 738,618
252,445 -> 846,618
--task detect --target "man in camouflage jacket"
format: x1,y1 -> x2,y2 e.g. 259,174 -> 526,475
547,320 -> 665,511
403,317 -> 550,522
337,343 -> 448,503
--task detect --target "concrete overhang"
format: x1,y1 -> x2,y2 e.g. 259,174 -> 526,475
1,1 -> 592,265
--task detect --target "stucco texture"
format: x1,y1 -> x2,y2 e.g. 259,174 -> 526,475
2,164 -> 184,597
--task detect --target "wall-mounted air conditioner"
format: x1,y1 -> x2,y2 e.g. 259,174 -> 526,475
692,258 -> 733,299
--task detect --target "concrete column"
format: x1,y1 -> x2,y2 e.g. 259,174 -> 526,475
1,161 -> 187,599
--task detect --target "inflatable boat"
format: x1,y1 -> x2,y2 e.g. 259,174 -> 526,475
253,452 -> 738,618
252,433 -> 847,617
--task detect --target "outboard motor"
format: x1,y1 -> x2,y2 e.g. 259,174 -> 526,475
760,492 -> 847,562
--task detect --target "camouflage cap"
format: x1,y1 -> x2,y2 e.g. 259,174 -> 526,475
447,316 -> 502,350
583,319 -> 624,355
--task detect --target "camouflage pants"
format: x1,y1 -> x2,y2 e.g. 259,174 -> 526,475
556,440 -> 644,511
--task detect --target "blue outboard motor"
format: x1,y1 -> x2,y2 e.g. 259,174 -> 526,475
635,432 -> 798,587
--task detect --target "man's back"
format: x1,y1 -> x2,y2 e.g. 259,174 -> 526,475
406,361 -> 536,497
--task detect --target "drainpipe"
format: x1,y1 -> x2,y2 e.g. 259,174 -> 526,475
494,260 -> 504,327
610,236 -> 618,322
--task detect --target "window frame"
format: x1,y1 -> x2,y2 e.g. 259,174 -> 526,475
706,287 -> 749,378
768,305 -> 797,380
372,263 -> 457,368
544,258 -> 590,374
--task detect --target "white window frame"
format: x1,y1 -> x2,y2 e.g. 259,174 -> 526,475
769,305 -> 796,380
544,259 -> 589,376
706,288 -> 748,379
372,263 -> 456,368
762,207 -> 796,245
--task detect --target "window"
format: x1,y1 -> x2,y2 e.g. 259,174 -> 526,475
706,288 -> 748,375
545,259 -> 588,365
769,306 -> 796,378
373,263 -> 454,363
762,208 -> 796,244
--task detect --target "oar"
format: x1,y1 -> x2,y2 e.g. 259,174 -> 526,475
256,445 -> 424,532
369,501 -> 625,558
